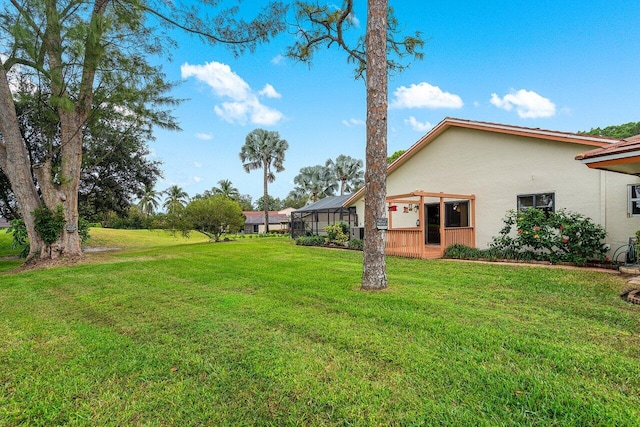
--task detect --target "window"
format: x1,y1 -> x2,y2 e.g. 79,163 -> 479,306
253,224 -> 259,233
517,193 -> 554,213
629,185 -> 640,216
444,201 -> 469,227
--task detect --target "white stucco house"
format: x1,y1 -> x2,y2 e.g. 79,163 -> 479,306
344,117 -> 640,259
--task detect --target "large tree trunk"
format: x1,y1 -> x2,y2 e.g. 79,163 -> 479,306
0,65 -> 47,260
361,0 -> 388,290
32,110 -> 84,259
0,0 -> 108,263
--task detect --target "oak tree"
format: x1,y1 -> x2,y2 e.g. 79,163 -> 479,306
0,0 -> 285,262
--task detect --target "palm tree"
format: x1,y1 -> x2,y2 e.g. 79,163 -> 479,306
292,165 -> 337,203
212,179 -> 240,199
163,185 -> 189,216
239,129 -> 288,233
138,183 -> 161,216
326,155 -> 364,195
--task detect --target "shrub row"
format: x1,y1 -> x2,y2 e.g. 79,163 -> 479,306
445,208 -> 609,265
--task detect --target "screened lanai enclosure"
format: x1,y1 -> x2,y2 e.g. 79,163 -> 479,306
290,195 -> 358,238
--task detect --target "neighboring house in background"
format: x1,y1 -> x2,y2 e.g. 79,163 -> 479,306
0,217 -> 9,229
290,195 -> 357,238
344,117 -> 640,259
243,209 -> 292,234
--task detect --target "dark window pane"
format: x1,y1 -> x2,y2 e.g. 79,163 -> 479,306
518,196 -> 534,211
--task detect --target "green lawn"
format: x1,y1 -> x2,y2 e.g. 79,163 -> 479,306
1,229 -> 639,425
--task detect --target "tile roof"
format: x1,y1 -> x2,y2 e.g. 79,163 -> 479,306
575,135 -> 640,176
243,211 -> 289,224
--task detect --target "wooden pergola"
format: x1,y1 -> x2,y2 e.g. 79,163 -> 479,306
385,191 -> 476,259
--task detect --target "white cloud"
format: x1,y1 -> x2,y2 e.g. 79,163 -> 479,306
348,12 -> 360,28
405,116 -> 433,132
1,54 -> 33,94
490,89 -> 556,119
194,176 -> 202,183
194,161 -> 202,168
391,82 -> 463,109
342,118 -> 366,127
271,54 -> 285,65
259,84 -> 281,99
195,132 -> 213,140
181,61 -> 284,126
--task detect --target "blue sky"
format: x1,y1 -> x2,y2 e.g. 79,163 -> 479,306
150,1 -> 640,203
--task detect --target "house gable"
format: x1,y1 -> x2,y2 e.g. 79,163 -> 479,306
344,117 -> 639,253
345,117 -> 617,207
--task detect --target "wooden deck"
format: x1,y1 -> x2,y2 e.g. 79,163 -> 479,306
385,227 -> 474,260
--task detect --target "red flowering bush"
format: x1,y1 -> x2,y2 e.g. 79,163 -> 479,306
490,208 -> 608,265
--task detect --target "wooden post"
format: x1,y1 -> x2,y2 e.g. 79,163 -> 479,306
471,195 -> 476,248
419,195 -> 425,259
439,193 -> 445,257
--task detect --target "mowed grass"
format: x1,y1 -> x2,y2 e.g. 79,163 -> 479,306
0,230 -> 639,425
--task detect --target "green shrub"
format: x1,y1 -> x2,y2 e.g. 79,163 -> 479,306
443,244 -> 500,260
102,206 -> 153,230
325,222 -> 349,245
490,209 -> 608,265
347,238 -> 364,250
295,235 -> 325,246
33,205 -> 66,244
78,217 -> 91,243
7,219 -> 29,258
6,213 -> 90,259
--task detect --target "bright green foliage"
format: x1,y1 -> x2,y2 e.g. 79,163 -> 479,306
387,149 -> 406,164
444,243 -> 500,261
7,212 -> 90,258
0,236 -> 638,425
581,121 -> 640,139
256,195 -> 283,211
138,184 -> 162,217
7,219 -> 29,258
163,185 -> 189,216
490,209 -> 608,265
295,235 -> 325,246
347,238 -> 364,250
211,179 -> 240,199
239,128 -> 288,232
325,221 -> 349,244
184,195 -> 245,242
33,205 -> 66,245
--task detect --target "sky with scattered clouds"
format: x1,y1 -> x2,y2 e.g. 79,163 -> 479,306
149,1 -> 640,202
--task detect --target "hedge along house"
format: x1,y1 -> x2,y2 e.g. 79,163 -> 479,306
344,117 -> 640,259
290,195 -> 358,238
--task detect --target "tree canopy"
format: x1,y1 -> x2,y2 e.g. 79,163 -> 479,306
184,194 -> 244,242
239,128 -> 288,232
326,154 -> 364,195
581,121 -> 640,139
0,0 -> 286,261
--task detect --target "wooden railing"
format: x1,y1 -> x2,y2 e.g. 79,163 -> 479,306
443,227 -> 474,248
386,226 -> 475,259
385,228 -> 422,259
